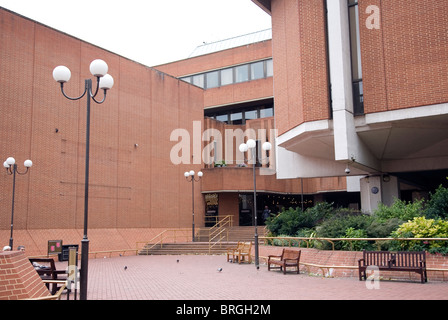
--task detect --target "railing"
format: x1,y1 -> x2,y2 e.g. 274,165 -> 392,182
258,236 -> 448,279
136,229 -> 192,254
260,236 -> 448,251
134,217 -> 234,255
208,216 -> 233,254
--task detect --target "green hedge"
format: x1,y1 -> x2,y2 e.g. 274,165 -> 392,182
264,182 -> 448,254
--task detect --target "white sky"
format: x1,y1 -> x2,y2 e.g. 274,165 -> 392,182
0,0 -> 271,66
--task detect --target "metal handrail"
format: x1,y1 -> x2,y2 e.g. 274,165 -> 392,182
260,236 -> 448,251
136,229 -> 191,253
208,216 -> 233,253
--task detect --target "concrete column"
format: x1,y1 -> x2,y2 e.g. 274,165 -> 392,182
360,175 -> 399,213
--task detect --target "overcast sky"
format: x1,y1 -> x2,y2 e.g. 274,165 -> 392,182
0,0 -> 271,66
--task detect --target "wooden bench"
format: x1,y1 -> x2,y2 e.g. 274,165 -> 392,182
358,250 -> 427,283
226,242 -> 243,262
268,249 -> 301,274
233,242 -> 252,264
29,258 -> 68,294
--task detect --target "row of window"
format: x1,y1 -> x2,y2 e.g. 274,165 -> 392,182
180,59 -> 273,90
206,105 -> 274,125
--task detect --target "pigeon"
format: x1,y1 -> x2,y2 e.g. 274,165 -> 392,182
217,267 -> 222,272
124,266 -> 127,271
177,259 -> 179,263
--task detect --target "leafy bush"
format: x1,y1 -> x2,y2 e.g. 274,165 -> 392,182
373,198 -> 423,222
366,217 -> 404,238
315,212 -> 373,250
341,228 -> 372,251
265,191 -> 448,253
265,202 -> 333,236
391,216 -> 448,254
424,183 -> 448,220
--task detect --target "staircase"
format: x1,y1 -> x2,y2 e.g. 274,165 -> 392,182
138,226 -> 267,256
138,242 -> 233,255
196,226 -> 265,242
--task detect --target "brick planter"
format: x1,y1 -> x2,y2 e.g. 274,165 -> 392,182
257,245 -> 448,281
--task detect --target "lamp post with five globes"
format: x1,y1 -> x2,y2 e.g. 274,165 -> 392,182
52,59 -> 114,300
3,157 -> 33,250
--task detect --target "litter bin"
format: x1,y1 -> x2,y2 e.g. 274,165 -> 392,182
58,244 -> 79,262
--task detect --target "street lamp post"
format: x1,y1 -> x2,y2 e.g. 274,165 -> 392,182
239,139 -> 271,269
3,157 -> 33,249
53,59 -> 114,300
184,170 -> 203,242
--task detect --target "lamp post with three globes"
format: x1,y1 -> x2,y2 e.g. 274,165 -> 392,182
3,157 -> 33,250
238,139 -> 271,269
52,59 -> 114,300
184,170 -> 203,242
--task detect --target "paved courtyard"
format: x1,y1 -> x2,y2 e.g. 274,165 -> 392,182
58,254 -> 447,301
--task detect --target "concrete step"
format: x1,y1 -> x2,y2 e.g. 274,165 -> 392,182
138,242 -> 238,255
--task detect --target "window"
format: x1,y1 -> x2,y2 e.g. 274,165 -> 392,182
260,107 -> 273,118
235,65 -> 249,83
245,110 -> 258,121
192,74 -> 204,88
216,114 -> 229,123
179,59 -> 273,89
206,102 -> 274,125
251,61 -> 264,80
181,76 -> 191,83
348,0 -> 364,114
206,71 -> 219,89
230,112 -> 243,125
266,59 -> 273,77
221,68 -> 233,86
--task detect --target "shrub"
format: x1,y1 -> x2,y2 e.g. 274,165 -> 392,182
373,198 -> 424,222
424,183 -> 448,220
341,227 -> 372,251
366,217 -> 404,238
265,202 -> 334,236
315,212 -> 373,250
391,216 -> 448,255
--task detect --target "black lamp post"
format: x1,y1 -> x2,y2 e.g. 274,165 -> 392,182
3,157 -> 33,249
184,170 -> 203,242
239,139 -> 271,269
53,59 -> 114,300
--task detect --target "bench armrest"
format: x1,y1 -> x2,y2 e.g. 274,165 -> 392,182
268,255 -> 282,262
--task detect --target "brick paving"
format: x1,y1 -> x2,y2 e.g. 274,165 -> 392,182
57,254 -> 448,301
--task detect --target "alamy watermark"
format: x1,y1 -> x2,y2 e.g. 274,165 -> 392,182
365,5 -> 380,30
170,121 -> 277,176
365,266 -> 381,290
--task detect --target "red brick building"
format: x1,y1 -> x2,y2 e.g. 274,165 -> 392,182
0,7 -> 204,255
253,0 -> 448,212
1,0 -> 447,256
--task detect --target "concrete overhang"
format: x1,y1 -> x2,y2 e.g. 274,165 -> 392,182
277,102 -> 448,178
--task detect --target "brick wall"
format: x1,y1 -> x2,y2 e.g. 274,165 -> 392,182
271,0 -> 330,136
359,0 -> 448,113
0,251 -> 49,300
154,40 -> 272,77
155,39 -> 274,109
0,8 -> 204,232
